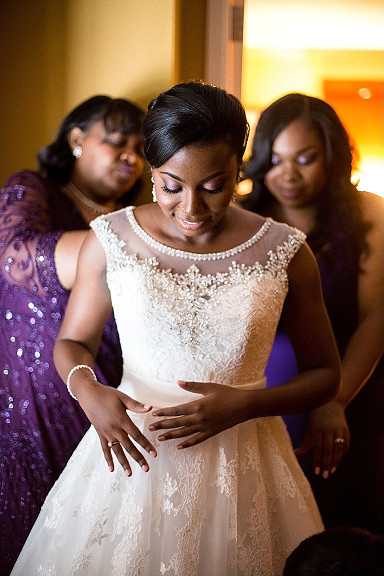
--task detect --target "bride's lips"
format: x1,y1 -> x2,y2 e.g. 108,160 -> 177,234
177,216 -> 205,231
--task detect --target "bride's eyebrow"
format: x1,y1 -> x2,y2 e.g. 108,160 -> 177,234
159,170 -> 227,183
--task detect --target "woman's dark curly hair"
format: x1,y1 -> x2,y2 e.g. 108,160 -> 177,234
283,525 -> 384,576
38,95 -> 145,185
242,93 -> 370,260
143,81 -> 250,168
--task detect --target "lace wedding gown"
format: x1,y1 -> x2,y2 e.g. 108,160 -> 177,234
11,206 -> 323,576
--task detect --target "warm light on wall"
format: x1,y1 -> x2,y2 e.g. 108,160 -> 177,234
324,80 -> 384,199
241,1 -> 384,198
353,160 -> 384,198
243,0 -> 384,51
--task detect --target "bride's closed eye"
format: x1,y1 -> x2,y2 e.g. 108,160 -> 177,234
161,184 -> 182,194
201,184 -> 224,194
161,183 -> 225,194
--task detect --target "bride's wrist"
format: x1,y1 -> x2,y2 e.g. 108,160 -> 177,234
66,364 -> 97,400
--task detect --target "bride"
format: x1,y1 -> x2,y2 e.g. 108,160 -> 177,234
11,81 -> 340,576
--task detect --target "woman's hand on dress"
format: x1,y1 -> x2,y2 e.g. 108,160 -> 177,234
295,400 -> 350,478
149,380 -> 247,449
77,383 -> 157,476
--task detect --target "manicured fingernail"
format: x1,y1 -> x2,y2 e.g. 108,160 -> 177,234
331,467 -> 336,474
314,467 -> 320,475
322,470 -> 329,479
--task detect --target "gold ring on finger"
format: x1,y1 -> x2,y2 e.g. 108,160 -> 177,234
107,441 -> 120,448
333,437 -> 345,444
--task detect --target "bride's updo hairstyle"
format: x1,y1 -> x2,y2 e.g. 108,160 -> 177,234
143,81 -> 250,168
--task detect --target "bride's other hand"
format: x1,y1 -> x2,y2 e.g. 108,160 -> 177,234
150,380 -> 250,449
78,383 -> 157,476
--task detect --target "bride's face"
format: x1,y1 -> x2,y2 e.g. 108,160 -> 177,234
152,142 -> 239,239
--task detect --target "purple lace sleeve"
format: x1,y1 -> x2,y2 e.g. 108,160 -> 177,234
0,170 -> 64,296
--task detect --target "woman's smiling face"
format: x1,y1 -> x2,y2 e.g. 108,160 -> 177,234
264,120 -> 327,208
152,141 -> 239,240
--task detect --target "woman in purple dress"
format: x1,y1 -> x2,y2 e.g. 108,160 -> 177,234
0,95 -> 145,574
242,93 -> 384,534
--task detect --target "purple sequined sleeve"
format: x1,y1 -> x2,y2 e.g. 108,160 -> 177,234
0,171 -> 63,295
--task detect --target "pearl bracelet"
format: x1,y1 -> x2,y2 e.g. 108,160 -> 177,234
66,364 -> 97,400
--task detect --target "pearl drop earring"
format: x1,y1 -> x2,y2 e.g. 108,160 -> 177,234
151,176 -> 157,202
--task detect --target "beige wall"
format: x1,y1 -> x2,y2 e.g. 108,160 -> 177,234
66,0 -> 175,111
0,1 -> 67,184
0,0 -> 175,185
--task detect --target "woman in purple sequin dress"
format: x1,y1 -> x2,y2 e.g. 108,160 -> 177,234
0,95 -> 145,574
242,93 -> 384,535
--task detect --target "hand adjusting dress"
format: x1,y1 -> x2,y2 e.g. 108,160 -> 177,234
11,206 -> 323,576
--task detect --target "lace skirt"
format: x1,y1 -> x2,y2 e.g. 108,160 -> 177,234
11,409 -> 323,576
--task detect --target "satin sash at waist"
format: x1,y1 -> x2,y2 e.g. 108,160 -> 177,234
118,368 -> 266,409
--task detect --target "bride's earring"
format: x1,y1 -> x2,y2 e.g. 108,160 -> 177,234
72,145 -> 83,158
233,175 -> 240,201
233,182 -> 239,202
151,176 -> 157,202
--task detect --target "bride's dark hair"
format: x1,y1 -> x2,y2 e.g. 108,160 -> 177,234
143,81 -> 250,168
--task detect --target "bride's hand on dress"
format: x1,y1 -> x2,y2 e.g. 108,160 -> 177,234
149,380 -> 248,449
294,400 -> 350,479
78,383 -> 157,476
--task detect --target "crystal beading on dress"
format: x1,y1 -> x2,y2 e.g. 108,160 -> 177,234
91,211 -> 307,377
126,206 -> 272,261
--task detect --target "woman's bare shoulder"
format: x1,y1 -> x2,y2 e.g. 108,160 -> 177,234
360,191 -> 383,221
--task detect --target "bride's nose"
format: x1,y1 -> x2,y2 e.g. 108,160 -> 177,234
180,189 -> 205,214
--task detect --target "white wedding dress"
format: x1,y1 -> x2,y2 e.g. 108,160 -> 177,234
11,206 -> 323,576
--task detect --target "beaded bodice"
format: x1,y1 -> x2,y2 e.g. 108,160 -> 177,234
127,206 -> 273,261
91,207 -> 305,405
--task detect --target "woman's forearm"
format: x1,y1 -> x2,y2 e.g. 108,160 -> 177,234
334,314 -> 383,408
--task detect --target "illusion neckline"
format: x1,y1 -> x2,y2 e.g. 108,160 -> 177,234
125,206 -> 272,262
